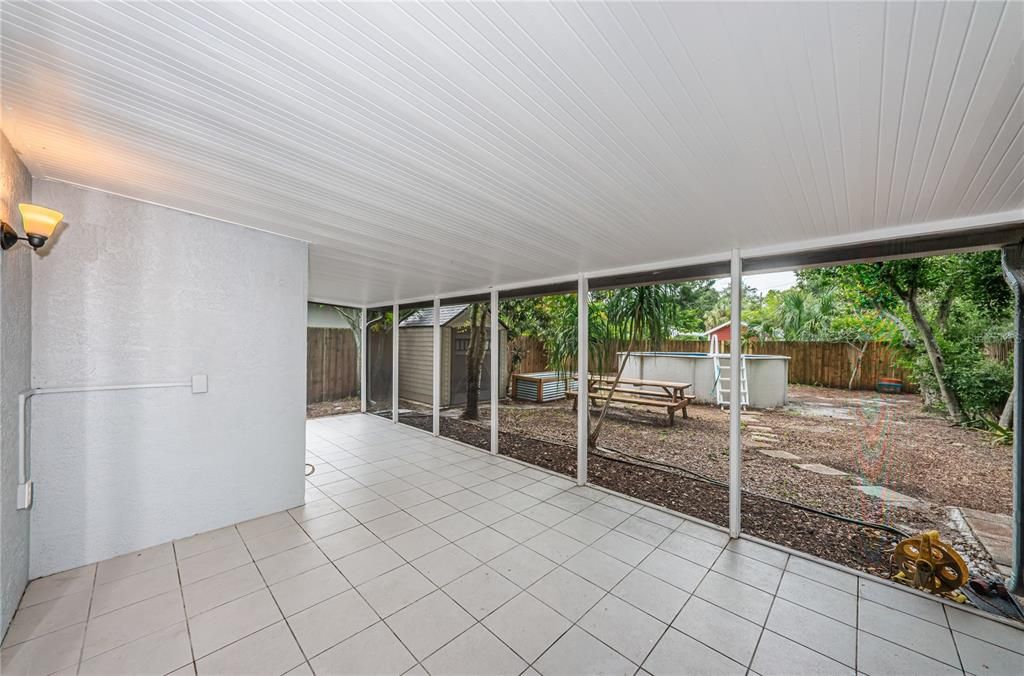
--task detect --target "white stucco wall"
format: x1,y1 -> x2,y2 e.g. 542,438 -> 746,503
28,180 -> 308,577
1,134 -> 33,635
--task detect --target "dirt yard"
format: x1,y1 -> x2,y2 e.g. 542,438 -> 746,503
498,385 -> 1012,516
399,384 -> 1013,579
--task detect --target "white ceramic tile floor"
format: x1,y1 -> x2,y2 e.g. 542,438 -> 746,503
3,412 -> 1022,676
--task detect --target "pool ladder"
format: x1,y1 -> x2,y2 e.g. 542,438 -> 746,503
711,335 -> 748,409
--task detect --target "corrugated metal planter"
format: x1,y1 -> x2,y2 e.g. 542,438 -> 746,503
512,371 -> 576,402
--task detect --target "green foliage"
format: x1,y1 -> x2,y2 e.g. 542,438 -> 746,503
543,294 -> 610,374
802,252 -> 1013,420
498,251 -> 1013,424
966,415 -> 1014,446
604,285 -> 680,345
704,283 -> 761,330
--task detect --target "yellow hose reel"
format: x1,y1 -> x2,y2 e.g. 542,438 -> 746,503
891,530 -> 968,601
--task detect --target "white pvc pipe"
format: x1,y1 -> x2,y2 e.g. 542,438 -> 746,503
360,307 -> 368,414
490,289 -> 499,454
432,297 -> 441,436
729,248 -> 743,537
392,302 -> 399,423
18,380 -> 193,509
577,274 -> 589,486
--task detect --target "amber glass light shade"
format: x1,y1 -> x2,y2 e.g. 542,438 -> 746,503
18,203 -> 64,239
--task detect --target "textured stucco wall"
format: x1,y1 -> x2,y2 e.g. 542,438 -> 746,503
0,134 -> 33,636
29,180 -> 307,577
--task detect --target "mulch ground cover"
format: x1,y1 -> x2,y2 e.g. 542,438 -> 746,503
306,397 -> 361,418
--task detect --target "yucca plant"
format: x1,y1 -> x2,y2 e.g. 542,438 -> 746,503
549,286 -> 678,447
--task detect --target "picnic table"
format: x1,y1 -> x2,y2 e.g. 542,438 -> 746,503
565,374 -> 695,425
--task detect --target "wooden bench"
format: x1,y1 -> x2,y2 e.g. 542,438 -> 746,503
566,375 -> 695,426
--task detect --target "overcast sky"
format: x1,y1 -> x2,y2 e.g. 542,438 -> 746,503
713,270 -> 797,295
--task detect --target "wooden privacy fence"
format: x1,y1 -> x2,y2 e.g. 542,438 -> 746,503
307,328 -> 358,403
509,336 -> 921,392
312,331 -> 1014,400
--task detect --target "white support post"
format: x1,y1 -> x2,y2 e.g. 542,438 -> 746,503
360,307 -> 367,414
432,297 -> 441,436
490,290 -> 499,454
392,302 -> 399,423
577,275 -> 589,486
729,249 -> 743,537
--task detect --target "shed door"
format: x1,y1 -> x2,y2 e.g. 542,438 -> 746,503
450,328 -> 491,406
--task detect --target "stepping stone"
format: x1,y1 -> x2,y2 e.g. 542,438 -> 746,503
751,434 -> 779,443
740,415 -> 760,422
757,449 -> 801,461
747,425 -> 774,433
852,485 -> 919,507
794,463 -> 847,477
960,508 -> 1012,566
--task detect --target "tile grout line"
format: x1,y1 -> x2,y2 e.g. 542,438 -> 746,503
72,563 -> 99,675
743,550 -> 787,674
855,574 -> 860,674
172,538 -> 199,676
231,514 -> 311,674
649,540 -> 735,670
290,483 -> 432,671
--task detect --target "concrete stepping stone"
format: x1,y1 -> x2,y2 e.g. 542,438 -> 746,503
751,433 -> 779,443
794,463 -> 847,477
757,449 -> 801,461
852,485 -> 919,507
747,425 -> 774,433
959,508 -> 1012,568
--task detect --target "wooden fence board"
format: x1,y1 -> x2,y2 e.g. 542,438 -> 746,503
505,336 -> 929,392
307,328 -> 358,403
311,331 -> 1012,402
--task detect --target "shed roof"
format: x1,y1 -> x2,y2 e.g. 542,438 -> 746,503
399,305 -> 469,328
399,304 -> 509,330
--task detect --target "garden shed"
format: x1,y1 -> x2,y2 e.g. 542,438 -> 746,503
398,305 -> 509,407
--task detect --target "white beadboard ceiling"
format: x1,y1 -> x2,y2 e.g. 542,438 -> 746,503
2,1 -> 1022,306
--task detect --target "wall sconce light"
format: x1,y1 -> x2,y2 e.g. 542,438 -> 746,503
2,203 -> 64,252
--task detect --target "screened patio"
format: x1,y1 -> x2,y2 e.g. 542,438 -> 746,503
2,0 -> 1023,674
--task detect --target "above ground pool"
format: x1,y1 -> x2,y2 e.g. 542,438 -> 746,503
617,351 -> 790,408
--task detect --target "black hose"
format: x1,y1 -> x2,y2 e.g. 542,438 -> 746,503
592,444 -> 911,539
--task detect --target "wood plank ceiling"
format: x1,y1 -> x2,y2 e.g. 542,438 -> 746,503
2,1 -> 1022,305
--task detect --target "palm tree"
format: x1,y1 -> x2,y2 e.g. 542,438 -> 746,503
775,287 -> 836,340
551,286 -> 677,448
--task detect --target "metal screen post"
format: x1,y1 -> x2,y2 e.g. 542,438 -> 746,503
360,307 -> 367,413
490,289 -> 499,454
1002,244 -> 1024,594
392,302 -> 399,423
577,275 -> 589,486
432,297 -> 441,436
729,249 -> 742,537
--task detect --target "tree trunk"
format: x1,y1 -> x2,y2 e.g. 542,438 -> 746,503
999,386 -> 1014,429
846,342 -> 866,390
903,289 -> 964,424
462,305 -> 488,420
588,320 -> 640,448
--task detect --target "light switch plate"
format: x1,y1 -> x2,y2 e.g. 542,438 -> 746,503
192,374 -> 208,394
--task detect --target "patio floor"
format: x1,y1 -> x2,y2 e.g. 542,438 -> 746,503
3,414 -> 1022,676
